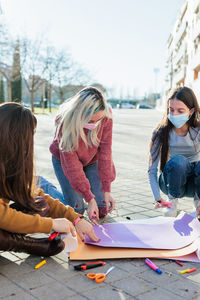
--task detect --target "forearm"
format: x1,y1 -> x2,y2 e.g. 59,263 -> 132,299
60,153 -> 94,202
0,202 -> 53,234
98,159 -> 116,192
148,170 -> 161,200
42,191 -> 81,223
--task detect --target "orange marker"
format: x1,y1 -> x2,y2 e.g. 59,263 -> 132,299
187,268 -> 197,274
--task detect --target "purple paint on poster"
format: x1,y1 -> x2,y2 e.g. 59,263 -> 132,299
85,213 -> 200,250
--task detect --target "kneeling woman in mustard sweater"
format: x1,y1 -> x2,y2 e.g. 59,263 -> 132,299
0,102 -> 99,257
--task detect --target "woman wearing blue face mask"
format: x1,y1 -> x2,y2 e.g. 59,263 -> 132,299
148,86 -> 200,217
50,87 -> 116,222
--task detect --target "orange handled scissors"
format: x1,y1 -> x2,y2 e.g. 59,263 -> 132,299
86,266 -> 115,283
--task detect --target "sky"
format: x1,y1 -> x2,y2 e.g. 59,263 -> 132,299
1,0 -> 185,98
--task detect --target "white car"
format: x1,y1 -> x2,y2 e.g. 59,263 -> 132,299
120,103 -> 135,109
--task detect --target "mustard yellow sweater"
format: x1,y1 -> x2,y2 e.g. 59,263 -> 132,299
0,189 -> 80,234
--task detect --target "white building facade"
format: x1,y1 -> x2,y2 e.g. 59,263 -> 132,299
164,0 -> 200,103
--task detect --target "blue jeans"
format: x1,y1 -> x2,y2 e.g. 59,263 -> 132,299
52,156 -> 105,213
159,155 -> 200,198
36,176 -> 64,202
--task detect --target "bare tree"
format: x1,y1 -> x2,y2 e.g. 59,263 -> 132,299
52,50 -> 91,103
53,50 -> 74,103
43,45 -> 61,112
20,37 -> 47,112
0,23 -> 15,101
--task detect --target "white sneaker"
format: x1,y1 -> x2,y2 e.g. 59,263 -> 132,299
163,198 -> 178,217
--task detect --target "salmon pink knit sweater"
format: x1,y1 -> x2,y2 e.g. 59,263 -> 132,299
49,116 -> 116,202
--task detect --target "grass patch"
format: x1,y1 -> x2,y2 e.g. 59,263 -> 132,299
32,107 -> 59,114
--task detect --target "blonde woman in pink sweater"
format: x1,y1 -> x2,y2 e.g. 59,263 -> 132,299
50,87 -> 116,222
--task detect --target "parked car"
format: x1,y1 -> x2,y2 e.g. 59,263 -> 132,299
22,102 -> 31,108
136,104 -> 153,109
120,103 -> 136,109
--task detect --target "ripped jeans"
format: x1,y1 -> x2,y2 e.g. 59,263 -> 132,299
52,156 -> 106,215
159,155 -> 200,198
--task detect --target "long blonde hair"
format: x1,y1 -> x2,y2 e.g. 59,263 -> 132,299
56,86 -> 111,152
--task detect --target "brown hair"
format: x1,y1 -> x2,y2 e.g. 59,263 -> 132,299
0,102 -> 42,212
150,86 -> 200,171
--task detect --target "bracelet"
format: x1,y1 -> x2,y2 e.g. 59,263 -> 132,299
73,216 -> 84,226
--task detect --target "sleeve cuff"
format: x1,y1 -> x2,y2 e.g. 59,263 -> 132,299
101,182 -> 111,193
40,217 -> 53,234
83,191 -> 95,202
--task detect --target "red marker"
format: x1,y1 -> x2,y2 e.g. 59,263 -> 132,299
175,260 -> 183,267
48,232 -> 60,241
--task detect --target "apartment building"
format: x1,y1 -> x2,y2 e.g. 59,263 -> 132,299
165,0 -> 200,102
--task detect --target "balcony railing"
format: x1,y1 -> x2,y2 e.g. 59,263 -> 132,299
193,0 -> 200,13
174,42 -> 186,65
174,20 -> 187,45
191,50 -> 200,70
192,78 -> 200,101
165,79 -> 172,92
193,16 -> 200,41
173,67 -> 185,85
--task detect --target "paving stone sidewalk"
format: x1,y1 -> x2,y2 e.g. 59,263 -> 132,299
0,109 -> 200,300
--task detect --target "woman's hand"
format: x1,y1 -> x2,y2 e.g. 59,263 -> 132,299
87,198 -> 99,223
104,192 -> 116,213
52,218 -> 76,237
75,219 -> 100,242
154,198 -> 165,209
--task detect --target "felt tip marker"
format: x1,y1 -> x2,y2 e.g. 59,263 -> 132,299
92,213 -> 97,219
175,260 -> 183,267
91,213 -> 99,226
74,261 -> 105,271
35,259 -> 46,269
179,269 -> 190,274
48,232 -> 60,241
145,258 -> 163,274
180,268 -> 197,274
186,268 -> 197,273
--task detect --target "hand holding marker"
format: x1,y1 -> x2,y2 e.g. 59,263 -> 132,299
145,258 -> 162,274
48,231 -> 60,241
155,200 -> 172,208
92,212 -> 98,225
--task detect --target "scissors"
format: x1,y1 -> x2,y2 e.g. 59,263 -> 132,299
86,266 -> 115,283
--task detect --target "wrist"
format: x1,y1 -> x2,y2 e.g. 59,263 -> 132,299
156,197 -> 162,202
88,198 -> 96,204
73,216 -> 84,226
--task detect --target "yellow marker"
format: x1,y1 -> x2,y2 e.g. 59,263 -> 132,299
179,269 -> 190,274
35,259 -> 47,269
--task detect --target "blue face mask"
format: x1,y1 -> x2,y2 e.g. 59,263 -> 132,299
167,113 -> 189,128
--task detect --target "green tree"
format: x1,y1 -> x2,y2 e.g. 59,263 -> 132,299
0,75 -> 5,103
11,41 -> 22,102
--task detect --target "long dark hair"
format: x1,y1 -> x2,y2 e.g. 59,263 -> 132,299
150,86 -> 200,171
0,102 -> 43,212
